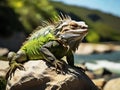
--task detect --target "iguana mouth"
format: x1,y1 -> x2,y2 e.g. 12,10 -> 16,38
59,27 -> 88,40
63,21 -> 88,35
64,26 -> 88,37
66,28 -> 88,34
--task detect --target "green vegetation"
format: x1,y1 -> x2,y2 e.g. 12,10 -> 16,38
0,77 -> 6,90
50,1 -> 120,42
0,0 -> 57,36
7,0 -> 57,33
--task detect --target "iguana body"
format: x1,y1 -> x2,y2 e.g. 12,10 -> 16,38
20,26 -> 56,60
6,15 -> 88,80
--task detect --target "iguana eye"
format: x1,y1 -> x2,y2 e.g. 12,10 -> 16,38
63,29 -> 69,32
69,22 -> 78,29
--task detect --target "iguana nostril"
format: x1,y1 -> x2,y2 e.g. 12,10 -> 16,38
82,26 -> 88,29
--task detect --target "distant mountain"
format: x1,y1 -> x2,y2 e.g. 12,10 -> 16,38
50,1 -> 120,42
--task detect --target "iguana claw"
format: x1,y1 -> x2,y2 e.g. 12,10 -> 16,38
5,63 -> 25,80
53,60 -> 67,74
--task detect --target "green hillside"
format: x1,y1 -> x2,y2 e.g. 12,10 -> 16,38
1,0 -> 120,43
50,1 -> 120,42
0,0 -> 57,37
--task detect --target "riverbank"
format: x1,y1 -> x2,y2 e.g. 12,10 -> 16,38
76,42 -> 120,55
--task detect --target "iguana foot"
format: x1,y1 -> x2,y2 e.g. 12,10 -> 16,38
5,63 -> 25,80
53,60 -> 67,74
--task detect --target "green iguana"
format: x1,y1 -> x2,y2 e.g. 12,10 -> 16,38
6,14 -> 88,80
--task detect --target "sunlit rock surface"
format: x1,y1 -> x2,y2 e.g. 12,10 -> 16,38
6,60 -> 98,90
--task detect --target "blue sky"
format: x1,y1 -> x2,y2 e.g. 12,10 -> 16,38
53,0 -> 120,17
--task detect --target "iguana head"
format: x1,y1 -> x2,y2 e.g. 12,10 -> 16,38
55,16 -> 88,51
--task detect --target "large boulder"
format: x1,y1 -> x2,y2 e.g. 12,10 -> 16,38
92,78 -> 106,90
0,61 -> 9,77
6,60 -> 98,90
103,78 -> 120,90
0,61 -> 8,90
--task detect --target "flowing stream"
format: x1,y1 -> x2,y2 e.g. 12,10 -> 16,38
74,51 -> 120,74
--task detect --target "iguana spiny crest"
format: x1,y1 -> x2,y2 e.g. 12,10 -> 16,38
6,14 -> 88,80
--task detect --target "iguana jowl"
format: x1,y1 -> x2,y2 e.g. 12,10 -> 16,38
6,15 -> 88,80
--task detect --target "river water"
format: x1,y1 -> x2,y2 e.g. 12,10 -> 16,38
74,51 -> 120,74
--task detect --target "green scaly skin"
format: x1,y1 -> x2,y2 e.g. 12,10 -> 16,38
6,15 -> 88,80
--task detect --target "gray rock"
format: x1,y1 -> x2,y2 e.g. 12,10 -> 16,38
6,60 -> 98,90
103,78 -> 120,90
0,48 -> 9,57
0,61 -> 9,77
0,61 -> 8,90
93,68 -> 112,77
92,78 -> 106,90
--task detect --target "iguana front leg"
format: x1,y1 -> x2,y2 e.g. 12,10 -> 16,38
6,51 -> 27,80
66,50 -> 85,72
40,41 -> 66,73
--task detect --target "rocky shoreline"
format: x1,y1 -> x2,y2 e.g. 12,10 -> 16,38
0,60 -> 120,90
76,43 -> 120,55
